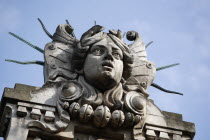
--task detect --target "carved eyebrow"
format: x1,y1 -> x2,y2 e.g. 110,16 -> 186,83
112,47 -> 121,51
91,45 -> 106,49
109,43 -> 121,51
111,45 -> 123,54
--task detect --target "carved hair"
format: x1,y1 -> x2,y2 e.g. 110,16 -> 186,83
78,76 -> 123,110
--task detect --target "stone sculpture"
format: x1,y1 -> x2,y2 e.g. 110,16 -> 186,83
0,21 -> 195,140
41,24 -> 148,132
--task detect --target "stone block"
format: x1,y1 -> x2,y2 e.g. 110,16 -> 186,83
44,111 -> 55,122
18,102 -> 55,112
173,134 -> 182,140
159,132 -> 170,140
146,125 -> 182,135
30,108 -> 41,120
146,129 -> 156,140
17,106 -> 27,117
14,83 -> 39,92
162,111 -> 183,120
181,136 -> 191,140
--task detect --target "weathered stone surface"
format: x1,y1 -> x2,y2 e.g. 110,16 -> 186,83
3,88 -> 32,102
173,134 -> 182,140
69,102 -> 80,119
162,111 -> 183,120
30,108 -> 42,120
14,83 -> 40,92
30,85 -> 58,106
44,111 -> 55,122
18,102 -> 55,112
159,132 -> 170,140
79,104 -> 93,123
146,100 -> 195,137
17,106 -> 27,117
145,125 -> 182,135
181,136 -> 191,140
93,105 -> 111,127
146,129 -> 156,140
111,110 -> 125,128
0,83 -> 196,140
0,23 -> 195,140
2,103 -> 29,140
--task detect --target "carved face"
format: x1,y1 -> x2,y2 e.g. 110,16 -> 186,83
83,37 -> 124,91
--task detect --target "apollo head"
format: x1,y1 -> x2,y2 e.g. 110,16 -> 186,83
73,25 -> 133,92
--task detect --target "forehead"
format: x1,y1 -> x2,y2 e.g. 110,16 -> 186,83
92,37 -> 121,50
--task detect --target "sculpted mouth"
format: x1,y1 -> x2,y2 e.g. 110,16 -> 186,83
102,62 -> 114,71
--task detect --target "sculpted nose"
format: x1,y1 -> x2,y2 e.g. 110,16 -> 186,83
104,53 -> 114,61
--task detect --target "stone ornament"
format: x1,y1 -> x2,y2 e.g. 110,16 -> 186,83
24,24 -> 153,134
124,91 -> 146,115
93,105 -> 111,127
0,21 -> 195,140
69,102 -> 80,119
79,104 -> 94,123
59,81 -> 84,103
111,110 -> 125,128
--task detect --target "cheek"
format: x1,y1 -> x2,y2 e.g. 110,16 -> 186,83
84,55 -> 101,74
115,60 -> 124,75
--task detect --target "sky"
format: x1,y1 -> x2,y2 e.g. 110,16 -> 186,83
0,0 -> 210,139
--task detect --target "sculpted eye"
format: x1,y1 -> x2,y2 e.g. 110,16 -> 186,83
92,48 -> 103,56
112,52 -> 122,60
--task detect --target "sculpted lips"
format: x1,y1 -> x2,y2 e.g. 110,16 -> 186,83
102,61 -> 114,71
